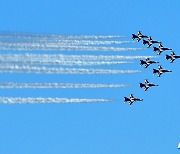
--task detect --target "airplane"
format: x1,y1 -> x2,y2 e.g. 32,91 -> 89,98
139,79 -> 158,91
166,51 -> 180,63
140,58 -> 159,68
153,43 -> 172,55
132,34 -> 140,42
124,94 -> 143,105
153,65 -> 172,77
137,31 -> 148,40
143,37 -> 161,48
132,31 -> 148,42
143,39 -> 149,46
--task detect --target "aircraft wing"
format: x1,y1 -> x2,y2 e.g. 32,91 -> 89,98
159,43 -> 163,48
129,101 -> 133,105
145,64 -> 149,68
171,52 -> 176,56
148,36 -> 152,41
147,43 -> 152,48
130,94 -> 134,99
145,79 -> 149,84
138,31 -> 142,35
144,87 -> 149,91
159,65 -> 163,70
146,57 -> 150,61
158,50 -> 163,55
171,59 -> 175,63
158,72 -> 162,77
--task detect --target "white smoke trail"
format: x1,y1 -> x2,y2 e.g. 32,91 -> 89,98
51,40 -> 134,46
0,65 -> 141,74
0,61 -> 132,66
0,36 -> 133,45
0,32 -> 139,51
0,32 -> 124,40
0,53 -> 157,61
24,39 -> 133,45
38,35 -> 124,40
0,42 -> 145,51
0,97 -> 112,104
0,82 -> 130,89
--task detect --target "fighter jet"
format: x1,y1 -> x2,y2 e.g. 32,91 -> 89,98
143,37 -> 161,48
124,94 -> 143,105
137,31 -> 148,40
140,58 -> 159,68
139,79 -> 158,91
143,39 -> 149,46
132,31 -> 148,42
166,51 -> 180,63
132,34 -> 140,42
153,43 -> 172,55
153,65 -> 172,77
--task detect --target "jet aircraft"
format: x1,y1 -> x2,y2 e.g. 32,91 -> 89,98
132,31 -> 148,42
153,65 -> 172,77
140,58 -> 159,68
124,94 -> 143,105
166,51 -> 180,63
137,31 -> 148,40
153,43 -> 172,55
143,39 -> 149,46
143,37 -> 161,48
132,34 -> 140,41
139,79 -> 158,91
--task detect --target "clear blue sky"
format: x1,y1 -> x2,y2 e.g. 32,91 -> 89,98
0,0 -> 180,153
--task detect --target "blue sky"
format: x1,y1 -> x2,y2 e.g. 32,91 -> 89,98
0,0 -> 180,154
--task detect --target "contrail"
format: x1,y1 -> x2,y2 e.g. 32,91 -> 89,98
49,40 -> 134,46
21,40 -> 134,45
0,53 -> 157,61
0,65 -> 141,74
0,32 -> 124,40
0,61 -> 132,66
0,97 -> 112,104
0,32 -> 140,52
0,82 -> 130,89
0,42 -> 145,51
0,35 -> 133,45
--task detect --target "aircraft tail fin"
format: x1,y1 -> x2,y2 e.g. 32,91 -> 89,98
140,60 -> 146,66
153,47 -> 159,52
139,83 -> 145,88
153,69 -> 158,74
143,40 -> 148,45
124,97 -> 129,102
166,55 -> 171,60
132,34 -> 138,40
